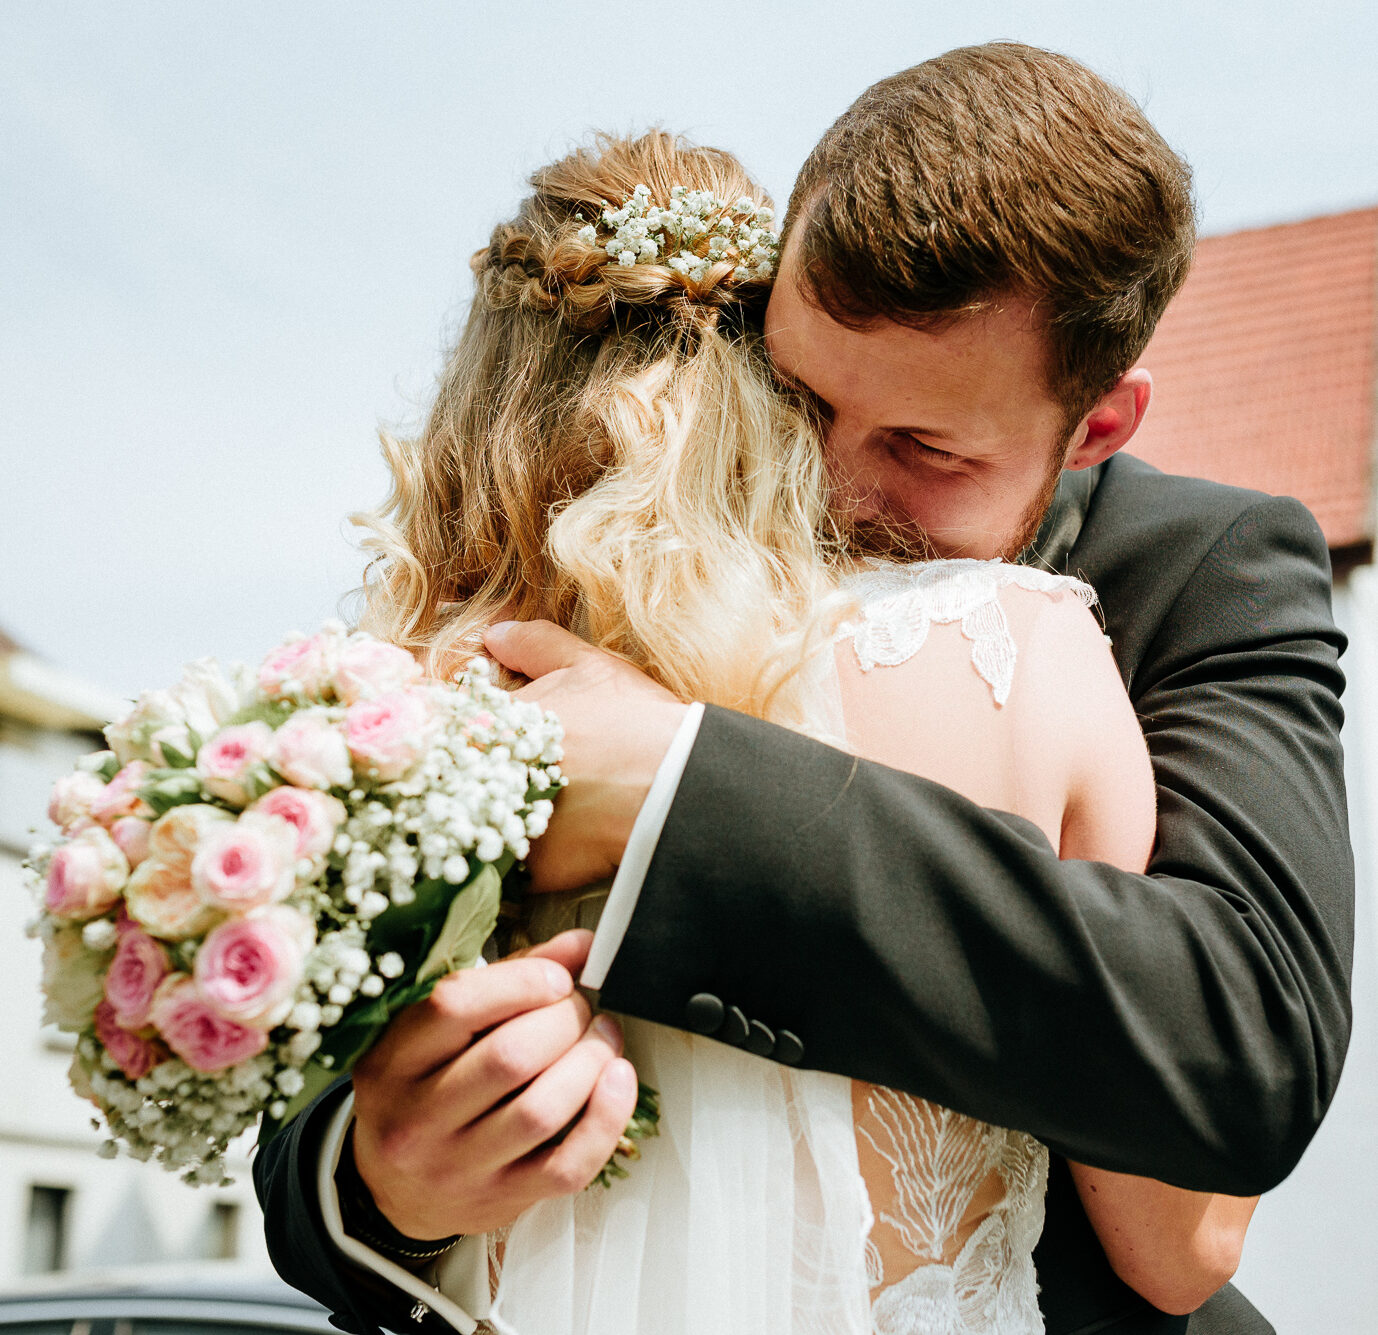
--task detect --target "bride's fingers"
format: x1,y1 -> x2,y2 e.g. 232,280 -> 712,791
467,1012 -> 627,1166
366,954 -> 577,1083
508,1055 -> 641,1199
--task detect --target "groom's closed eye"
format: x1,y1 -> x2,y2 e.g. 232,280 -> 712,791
887,432 -> 964,466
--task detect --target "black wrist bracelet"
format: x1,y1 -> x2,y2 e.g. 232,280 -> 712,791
335,1126 -> 462,1264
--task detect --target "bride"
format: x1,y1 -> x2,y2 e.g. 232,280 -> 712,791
335,131 -> 1255,1333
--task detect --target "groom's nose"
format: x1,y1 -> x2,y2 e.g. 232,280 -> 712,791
824,420 -> 885,521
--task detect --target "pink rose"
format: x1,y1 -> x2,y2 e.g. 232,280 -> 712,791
110,816 -> 152,868
94,999 -> 167,1080
48,770 -> 108,832
88,761 -> 152,825
333,639 -> 423,705
249,786 -> 347,861
124,804 -> 231,940
45,827 -> 129,920
191,814 -> 296,911
269,711 -> 352,790
197,722 -> 273,805
258,633 -> 336,699
344,689 -> 437,781
194,906 -> 314,1029
149,975 -> 268,1072
103,927 -> 171,1029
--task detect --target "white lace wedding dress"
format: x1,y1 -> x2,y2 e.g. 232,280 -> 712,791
478,559 -> 1097,1335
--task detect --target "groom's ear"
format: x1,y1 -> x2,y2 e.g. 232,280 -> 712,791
1063,368 -> 1152,472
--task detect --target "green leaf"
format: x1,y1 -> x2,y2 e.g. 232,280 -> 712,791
418,864 -> 502,983
139,772 -> 205,817
369,852 -> 514,964
590,1082 -> 661,1189
227,697 -> 300,731
316,993 -> 394,1069
158,740 -> 195,769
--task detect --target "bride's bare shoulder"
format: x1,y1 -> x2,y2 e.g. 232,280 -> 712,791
1006,585 -> 1155,867
832,569 -> 1153,864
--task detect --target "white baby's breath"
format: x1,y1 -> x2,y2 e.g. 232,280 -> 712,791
577,184 -> 780,284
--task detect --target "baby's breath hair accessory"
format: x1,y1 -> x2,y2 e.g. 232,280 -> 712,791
577,183 -> 779,285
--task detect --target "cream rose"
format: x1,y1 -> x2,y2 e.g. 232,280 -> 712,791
48,770 -> 108,833
124,805 -> 231,940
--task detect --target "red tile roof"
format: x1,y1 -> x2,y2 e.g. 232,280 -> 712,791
1131,206 -> 1378,550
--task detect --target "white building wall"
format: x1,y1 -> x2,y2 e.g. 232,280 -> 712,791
0,720 -> 269,1282
1232,562 -> 1378,1334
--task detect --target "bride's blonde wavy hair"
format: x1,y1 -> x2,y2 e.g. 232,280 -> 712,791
353,131 -> 840,727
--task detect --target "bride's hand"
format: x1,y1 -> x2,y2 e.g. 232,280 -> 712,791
351,930 -> 639,1239
485,620 -> 688,893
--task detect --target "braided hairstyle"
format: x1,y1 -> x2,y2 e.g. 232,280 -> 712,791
354,131 -> 841,730
472,131 -> 776,335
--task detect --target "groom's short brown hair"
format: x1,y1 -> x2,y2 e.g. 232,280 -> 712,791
785,43 -> 1196,426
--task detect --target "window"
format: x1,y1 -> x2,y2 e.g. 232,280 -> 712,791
22,1185 -> 71,1274
206,1201 -> 239,1260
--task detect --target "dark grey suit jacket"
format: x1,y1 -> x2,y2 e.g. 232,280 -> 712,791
256,454 -> 1352,1335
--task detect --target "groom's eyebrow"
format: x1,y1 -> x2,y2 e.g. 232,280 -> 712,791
771,368 -> 958,441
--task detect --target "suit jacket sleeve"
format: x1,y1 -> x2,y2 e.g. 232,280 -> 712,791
598,494 -> 1353,1196
254,1078 -> 452,1335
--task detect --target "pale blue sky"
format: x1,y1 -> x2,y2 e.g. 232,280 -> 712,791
4,1 -> 1376,702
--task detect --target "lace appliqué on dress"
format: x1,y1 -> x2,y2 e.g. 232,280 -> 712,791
835,559 -> 1096,706
856,1087 -> 1048,1335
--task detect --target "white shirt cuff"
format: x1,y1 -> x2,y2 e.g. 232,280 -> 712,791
580,701 -> 705,991
317,1093 -> 489,1333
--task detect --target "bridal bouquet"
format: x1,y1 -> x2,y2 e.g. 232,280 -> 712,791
27,625 -> 581,1186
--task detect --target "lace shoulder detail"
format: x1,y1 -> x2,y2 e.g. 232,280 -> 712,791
836,558 -> 1097,707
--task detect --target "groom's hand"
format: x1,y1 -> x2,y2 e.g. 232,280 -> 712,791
485,620 -> 687,893
351,930 -> 638,1239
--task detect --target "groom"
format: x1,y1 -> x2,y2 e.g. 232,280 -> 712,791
256,44 -> 1353,1335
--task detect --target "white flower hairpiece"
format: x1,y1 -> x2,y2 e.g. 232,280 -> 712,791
575,183 -> 779,284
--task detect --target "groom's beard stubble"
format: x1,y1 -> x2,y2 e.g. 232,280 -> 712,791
838,450 -> 1066,565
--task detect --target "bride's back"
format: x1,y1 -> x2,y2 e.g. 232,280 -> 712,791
832,559 -> 1155,1327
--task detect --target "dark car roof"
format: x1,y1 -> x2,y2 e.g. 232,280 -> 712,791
0,1266 -> 334,1333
